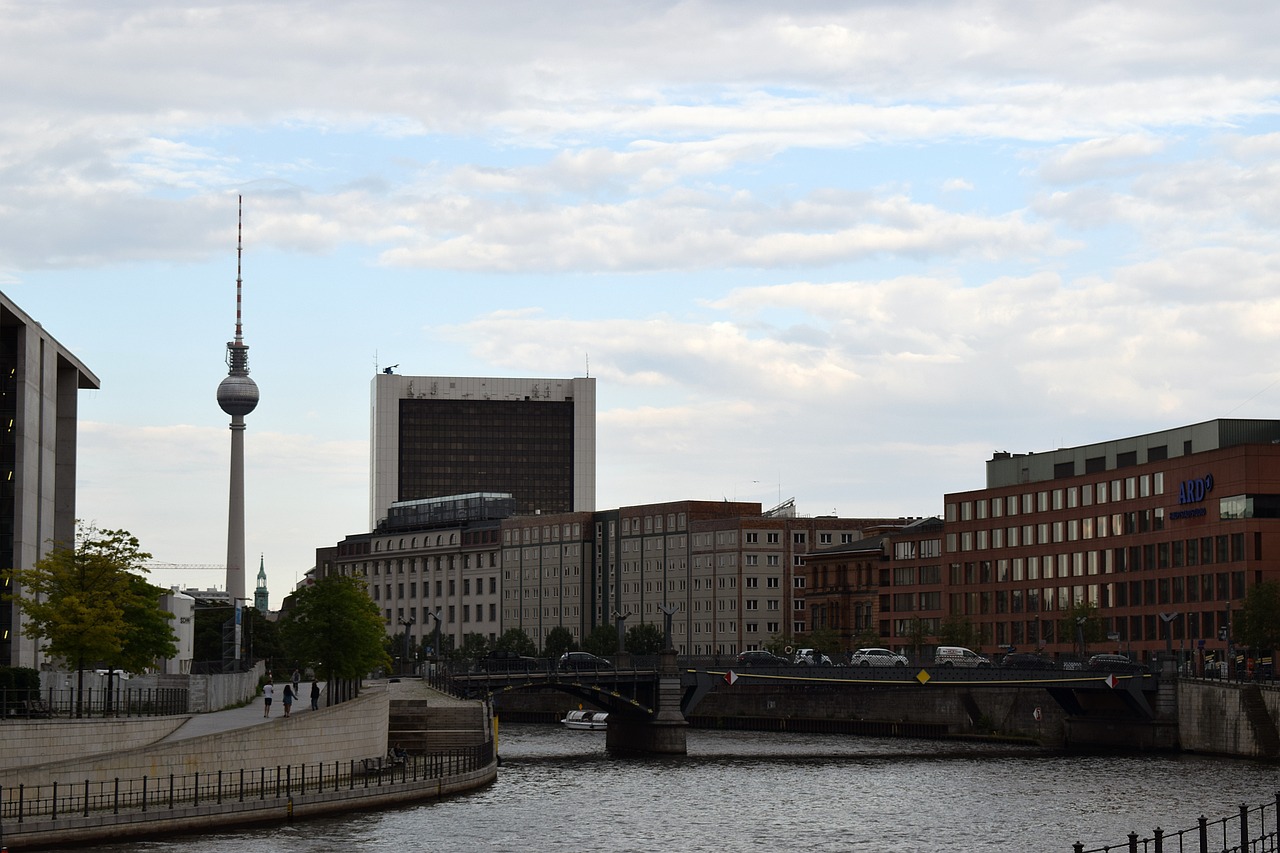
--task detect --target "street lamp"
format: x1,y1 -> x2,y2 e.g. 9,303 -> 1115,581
399,614 -> 415,676
426,608 -> 443,675
612,609 -> 631,655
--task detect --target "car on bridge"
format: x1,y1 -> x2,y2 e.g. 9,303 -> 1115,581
735,650 -> 789,668
483,649 -> 544,672
558,651 -> 613,672
998,652 -> 1058,670
1086,653 -> 1146,673
849,648 -> 909,667
793,648 -> 833,666
933,646 -> 992,668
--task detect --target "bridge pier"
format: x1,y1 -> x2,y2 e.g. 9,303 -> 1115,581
606,649 -> 688,755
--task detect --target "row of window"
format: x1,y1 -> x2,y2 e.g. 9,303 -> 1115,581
947,473 -> 1168,522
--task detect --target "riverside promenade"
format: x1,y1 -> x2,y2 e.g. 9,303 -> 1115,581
0,678 -> 496,850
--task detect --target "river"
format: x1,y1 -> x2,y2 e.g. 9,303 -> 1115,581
62,724 -> 1280,852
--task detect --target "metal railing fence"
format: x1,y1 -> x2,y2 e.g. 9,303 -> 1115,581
1074,792 -> 1280,853
0,686 -> 188,719
0,743 -> 493,830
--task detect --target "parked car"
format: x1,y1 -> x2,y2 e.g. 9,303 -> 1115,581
849,648 -> 909,667
933,646 -> 992,668
792,648 -> 834,666
735,650 -> 789,668
558,651 -> 613,672
1086,653 -> 1146,673
999,653 -> 1058,670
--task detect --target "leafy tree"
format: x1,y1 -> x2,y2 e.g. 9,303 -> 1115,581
279,575 -> 390,687
9,525 -> 174,716
625,622 -> 665,654
117,574 -> 179,674
765,632 -> 795,656
1059,600 -> 1106,658
581,623 -> 617,656
938,615 -> 986,650
1237,581 -> 1280,652
541,626 -> 576,659
801,626 -> 843,658
457,632 -> 490,661
902,618 -> 929,662
494,627 -> 538,657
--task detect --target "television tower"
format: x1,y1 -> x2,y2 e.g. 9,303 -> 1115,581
216,196 -> 259,607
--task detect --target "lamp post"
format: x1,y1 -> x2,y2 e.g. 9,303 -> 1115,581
612,609 -> 631,655
426,608 -> 443,677
399,614 -> 415,676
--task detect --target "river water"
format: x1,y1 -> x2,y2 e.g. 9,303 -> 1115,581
69,725 -> 1280,853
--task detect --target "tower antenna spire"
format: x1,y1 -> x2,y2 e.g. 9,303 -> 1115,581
235,195 -> 243,345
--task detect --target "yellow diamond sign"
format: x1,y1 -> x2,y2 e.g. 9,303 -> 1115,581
916,669 -> 932,684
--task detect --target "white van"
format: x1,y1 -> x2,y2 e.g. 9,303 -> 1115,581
933,646 -> 991,668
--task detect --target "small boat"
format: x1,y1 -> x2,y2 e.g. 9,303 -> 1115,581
561,710 -> 608,730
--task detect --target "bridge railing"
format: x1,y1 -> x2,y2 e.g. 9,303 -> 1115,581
1073,792 -> 1280,853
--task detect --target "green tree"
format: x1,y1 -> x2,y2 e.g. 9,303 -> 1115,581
581,623 -> 617,656
938,615 -> 985,650
541,626 -> 576,659
279,575 -> 390,687
9,525 -> 174,716
1059,600 -> 1106,658
625,621 -> 665,654
457,632 -> 490,662
1237,581 -> 1280,652
801,626 -> 843,659
494,628 -> 538,657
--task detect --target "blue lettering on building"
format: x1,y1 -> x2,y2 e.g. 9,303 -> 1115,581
1178,473 -> 1213,505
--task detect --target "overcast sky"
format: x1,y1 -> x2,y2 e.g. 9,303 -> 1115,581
5,2 -> 1280,607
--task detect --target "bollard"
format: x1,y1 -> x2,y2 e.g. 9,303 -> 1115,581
1152,827 -> 1162,853
1127,830 -> 1137,853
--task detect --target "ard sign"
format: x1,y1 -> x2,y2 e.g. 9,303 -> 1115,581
1171,473 -> 1213,520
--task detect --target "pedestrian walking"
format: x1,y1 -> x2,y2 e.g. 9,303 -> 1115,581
291,667 -> 301,695
282,682 -> 294,717
310,679 -> 320,711
263,680 -> 274,717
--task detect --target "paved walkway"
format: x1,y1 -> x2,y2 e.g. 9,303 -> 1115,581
160,680 -> 329,742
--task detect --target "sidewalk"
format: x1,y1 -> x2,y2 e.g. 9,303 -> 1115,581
160,680 -> 328,742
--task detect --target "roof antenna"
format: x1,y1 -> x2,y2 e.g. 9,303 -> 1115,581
585,352 -> 590,378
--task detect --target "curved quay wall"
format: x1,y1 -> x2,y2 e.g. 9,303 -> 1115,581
0,748 -> 497,851
0,682 -> 497,850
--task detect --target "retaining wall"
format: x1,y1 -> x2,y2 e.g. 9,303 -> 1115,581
1178,679 -> 1280,759
0,689 -> 390,789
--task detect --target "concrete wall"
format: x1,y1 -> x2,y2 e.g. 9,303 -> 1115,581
0,688 -> 391,788
2,717 -> 190,770
1178,679 -> 1280,759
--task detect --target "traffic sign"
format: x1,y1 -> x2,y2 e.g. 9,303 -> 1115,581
724,670 -> 738,686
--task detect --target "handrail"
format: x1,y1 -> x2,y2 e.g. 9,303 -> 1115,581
1073,791 -> 1280,853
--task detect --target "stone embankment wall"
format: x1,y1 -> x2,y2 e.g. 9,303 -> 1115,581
0,688 -> 390,789
1178,679 -> 1280,760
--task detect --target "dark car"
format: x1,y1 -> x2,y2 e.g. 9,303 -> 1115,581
999,653 -> 1059,670
735,650 -> 789,668
1086,653 -> 1146,673
484,649 -> 542,672
558,651 -> 613,672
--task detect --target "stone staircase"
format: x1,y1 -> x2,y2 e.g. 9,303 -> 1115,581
1240,684 -> 1280,759
388,700 -> 489,754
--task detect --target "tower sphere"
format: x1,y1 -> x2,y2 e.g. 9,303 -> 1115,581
217,373 -> 259,417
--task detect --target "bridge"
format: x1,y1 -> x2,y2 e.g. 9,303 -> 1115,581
444,653 -> 1163,754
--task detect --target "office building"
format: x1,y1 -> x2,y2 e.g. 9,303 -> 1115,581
0,293 -> 100,668
804,419 -> 1280,663
369,374 -> 595,528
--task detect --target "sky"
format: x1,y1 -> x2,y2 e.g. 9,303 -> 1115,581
4,2 -> 1280,608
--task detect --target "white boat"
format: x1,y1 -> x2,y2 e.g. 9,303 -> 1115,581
561,710 -> 608,730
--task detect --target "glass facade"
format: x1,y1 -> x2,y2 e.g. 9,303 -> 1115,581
397,398 -> 575,516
